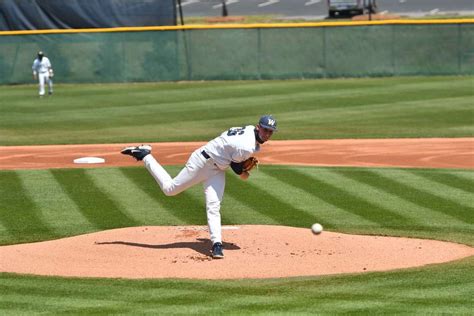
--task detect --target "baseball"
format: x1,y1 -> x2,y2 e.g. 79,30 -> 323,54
311,223 -> 323,235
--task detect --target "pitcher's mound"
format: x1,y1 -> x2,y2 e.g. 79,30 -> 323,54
0,225 -> 472,279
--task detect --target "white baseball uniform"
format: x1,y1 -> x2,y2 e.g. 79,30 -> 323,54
32,56 -> 53,96
143,125 -> 260,244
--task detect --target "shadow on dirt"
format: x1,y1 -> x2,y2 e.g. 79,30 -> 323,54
95,238 -> 240,257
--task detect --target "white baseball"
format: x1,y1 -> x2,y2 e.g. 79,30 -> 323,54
311,223 -> 323,234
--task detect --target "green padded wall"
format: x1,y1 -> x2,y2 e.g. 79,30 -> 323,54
0,22 -> 472,84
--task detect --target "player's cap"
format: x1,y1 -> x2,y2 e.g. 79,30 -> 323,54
258,114 -> 278,131
37,51 -> 44,57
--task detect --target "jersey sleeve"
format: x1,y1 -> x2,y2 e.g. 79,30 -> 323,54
230,161 -> 244,175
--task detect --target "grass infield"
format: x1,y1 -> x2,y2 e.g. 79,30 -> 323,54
0,77 -> 473,314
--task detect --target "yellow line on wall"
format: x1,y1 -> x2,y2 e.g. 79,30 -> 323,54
1,19 -> 473,36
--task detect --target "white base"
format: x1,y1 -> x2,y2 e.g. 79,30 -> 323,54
73,157 -> 105,164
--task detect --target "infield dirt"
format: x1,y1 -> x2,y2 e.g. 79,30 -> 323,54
1,138 -> 473,170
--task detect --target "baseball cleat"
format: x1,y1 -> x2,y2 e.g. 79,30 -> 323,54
121,145 -> 152,161
211,242 -> 224,259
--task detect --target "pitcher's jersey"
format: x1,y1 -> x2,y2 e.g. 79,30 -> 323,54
203,125 -> 260,170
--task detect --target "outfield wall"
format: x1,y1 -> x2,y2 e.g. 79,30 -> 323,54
0,20 -> 473,84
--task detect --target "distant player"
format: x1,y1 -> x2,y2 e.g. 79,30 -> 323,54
32,51 -> 54,96
121,115 -> 278,259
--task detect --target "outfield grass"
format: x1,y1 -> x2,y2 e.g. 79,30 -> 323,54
1,76 -> 473,145
0,77 -> 473,314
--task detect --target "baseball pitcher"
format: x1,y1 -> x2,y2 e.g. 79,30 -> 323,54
121,115 -> 277,258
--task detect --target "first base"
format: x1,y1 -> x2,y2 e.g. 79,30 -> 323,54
73,157 -> 105,164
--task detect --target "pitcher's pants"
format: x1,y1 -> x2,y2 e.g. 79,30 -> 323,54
143,149 -> 225,244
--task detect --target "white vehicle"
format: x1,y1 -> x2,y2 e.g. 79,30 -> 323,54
327,0 -> 377,18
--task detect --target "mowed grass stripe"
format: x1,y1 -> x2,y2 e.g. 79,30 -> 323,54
217,297 -> 303,314
266,168 -> 408,227
0,284 -> 318,315
371,169 -> 473,224
59,76 -> 470,113
120,167 -> 206,225
450,171 -> 474,183
410,170 -> 474,194
0,302 -> 38,314
0,171 -> 55,242
50,169 -> 138,229
225,174 -> 318,227
258,167 -> 378,229
0,257 -> 472,314
85,168 -> 180,225
282,96 -> 473,128
276,97 -> 473,141
0,282 -> 223,314
2,76 -> 474,146
221,194 -> 281,225
333,168 -> 471,228
314,168 -> 427,225
0,278 -> 210,305
92,88 -> 472,132
401,169 -> 474,214
2,76 -> 471,108
311,262 -> 474,314
17,170 -> 95,235
28,77 -> 472,117
0,292 -> 128,312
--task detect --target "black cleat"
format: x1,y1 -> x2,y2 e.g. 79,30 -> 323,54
211,242 -> 224,259
121,145 -> 152,161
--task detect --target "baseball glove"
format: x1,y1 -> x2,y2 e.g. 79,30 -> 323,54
241,156 -> 259,172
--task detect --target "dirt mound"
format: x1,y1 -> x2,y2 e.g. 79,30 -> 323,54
0,225 -> 472,279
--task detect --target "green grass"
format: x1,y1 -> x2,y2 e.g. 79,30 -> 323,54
0,166 -> 473,314
1,166 -> 472,246
0,77 -> 473,314
1,256 -> 473,314
1,76 -> 473,145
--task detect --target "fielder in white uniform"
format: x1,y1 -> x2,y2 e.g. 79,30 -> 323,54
32,51 -> 54,96
121,115 -> 278,258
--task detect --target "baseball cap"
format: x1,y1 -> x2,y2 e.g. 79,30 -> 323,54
258,114 -> 278,131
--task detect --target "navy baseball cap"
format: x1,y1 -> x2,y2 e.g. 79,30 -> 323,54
258,115 -> 277,131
